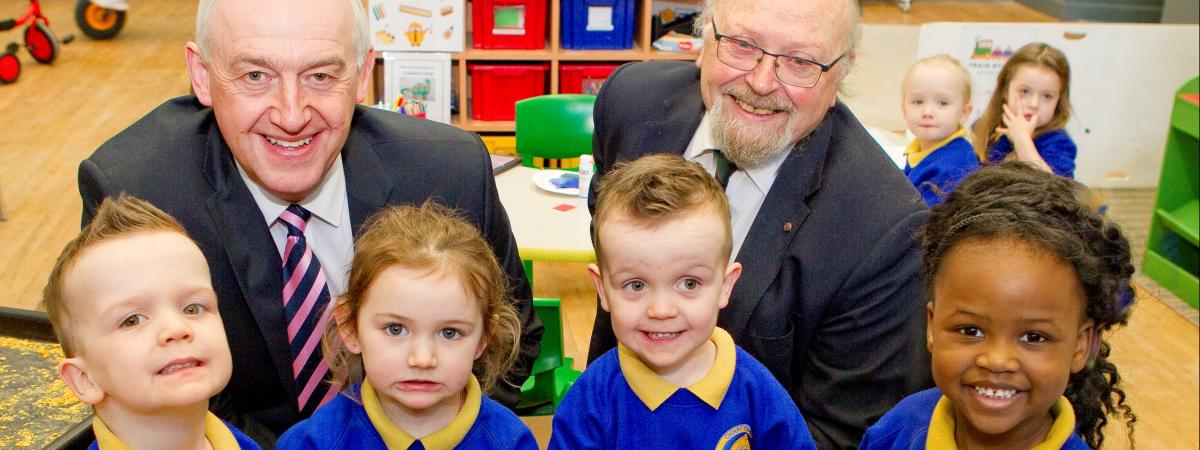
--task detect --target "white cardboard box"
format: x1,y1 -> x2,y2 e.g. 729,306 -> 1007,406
381,52 -> 453,124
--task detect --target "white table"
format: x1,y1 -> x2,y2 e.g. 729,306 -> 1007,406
495,165 -> 596,263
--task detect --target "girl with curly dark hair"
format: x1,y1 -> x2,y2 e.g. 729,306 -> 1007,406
861,161 -> 1136,449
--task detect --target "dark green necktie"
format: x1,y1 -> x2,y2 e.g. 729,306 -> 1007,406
712,149 -> 737,188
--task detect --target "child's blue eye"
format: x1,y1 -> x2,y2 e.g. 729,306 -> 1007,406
384,323 -> 407,336
439,328 -> 463,340
121,314 -> 145,328
624,280 -> 647,292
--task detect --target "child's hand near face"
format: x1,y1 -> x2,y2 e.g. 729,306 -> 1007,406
997,103 -> 1037,142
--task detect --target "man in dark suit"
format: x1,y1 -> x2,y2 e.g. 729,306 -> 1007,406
587,0 -> 928,448
78,0 -> 541,446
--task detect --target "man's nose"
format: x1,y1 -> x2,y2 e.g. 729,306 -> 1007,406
272,77 -> 311,134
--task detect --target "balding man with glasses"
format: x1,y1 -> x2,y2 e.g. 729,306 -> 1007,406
585,0 -> 930,448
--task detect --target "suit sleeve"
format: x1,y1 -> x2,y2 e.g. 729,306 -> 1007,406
470,133 -> 543,407
798,209 -> 929,450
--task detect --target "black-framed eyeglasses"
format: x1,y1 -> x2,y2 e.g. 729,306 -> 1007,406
711,18 -> 845,88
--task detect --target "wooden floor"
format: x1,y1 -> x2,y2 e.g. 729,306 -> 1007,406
0,1 -> 1193,448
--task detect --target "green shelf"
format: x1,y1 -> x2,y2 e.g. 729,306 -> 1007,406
1144,250 -> 1199,308
1155,200 -> 1200,247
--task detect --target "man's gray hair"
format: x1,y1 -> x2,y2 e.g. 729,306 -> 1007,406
692,0 -> 861,81
194,0 -> 371,68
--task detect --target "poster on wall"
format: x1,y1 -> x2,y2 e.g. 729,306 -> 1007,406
382,52 -> 452,124
370,0 -> 464,52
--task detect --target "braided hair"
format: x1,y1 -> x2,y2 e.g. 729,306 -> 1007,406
923,161 -> 1136,448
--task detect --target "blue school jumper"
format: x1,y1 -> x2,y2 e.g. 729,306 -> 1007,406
277,375 -> 537,450
90,412 -> 260,450
859,388 -> 1089,450
549,327 -> 816,450
986,129 -> 1077,178
904,129 -> 980,206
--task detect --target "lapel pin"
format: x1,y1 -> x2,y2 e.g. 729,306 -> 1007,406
783,221 -> 793,232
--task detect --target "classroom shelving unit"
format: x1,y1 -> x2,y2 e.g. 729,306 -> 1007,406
1143,76 -> 1199,308
450,0 -> 701,133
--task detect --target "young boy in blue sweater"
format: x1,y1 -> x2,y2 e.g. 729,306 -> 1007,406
549,154 -> 816,449
43,195 -> 259,450
901,54 -> 980,206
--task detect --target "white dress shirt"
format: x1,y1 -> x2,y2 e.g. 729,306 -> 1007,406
685,112 -> 792,264
238,156 -> 354,297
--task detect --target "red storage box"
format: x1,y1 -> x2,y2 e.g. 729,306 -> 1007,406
472,0 -> 547,49
559,63 -> 620,95
469,63 -> 550,121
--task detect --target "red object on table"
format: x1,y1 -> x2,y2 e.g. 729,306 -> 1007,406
1180,93 -> 1199,105
469,63 -> 549,121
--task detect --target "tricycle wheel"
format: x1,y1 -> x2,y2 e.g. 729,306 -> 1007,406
25,22 -> 58,64
76,0 -> 126,40
0,53 -> 20,84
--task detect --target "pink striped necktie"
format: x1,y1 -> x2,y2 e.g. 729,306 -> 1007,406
278,204 -> 338,416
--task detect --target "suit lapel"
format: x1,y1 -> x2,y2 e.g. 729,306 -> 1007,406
342,113 -> 394,234
720,110 -> 834,335
201,131 -> 297,400
642,71 -> 706,157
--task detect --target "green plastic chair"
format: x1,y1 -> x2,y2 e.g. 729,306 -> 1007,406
517,297 -> 582,415
515,94 -> 596,170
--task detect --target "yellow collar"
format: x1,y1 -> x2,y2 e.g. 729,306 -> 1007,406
361,375 -> 482,450
92,412 -> 240,450
905,127 -> 968,168
926,394 -> 1077,450
618,327 -> 736,411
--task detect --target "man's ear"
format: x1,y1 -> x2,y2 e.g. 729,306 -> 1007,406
58,358 -> 104,405
334,302 -> 362,354
356,48 -> 376,104
185,42 -> 212,106
587,263 -> 611,312
1071,319 -> 1096,373
925,301 -> 935,353
718,262 -> 742,310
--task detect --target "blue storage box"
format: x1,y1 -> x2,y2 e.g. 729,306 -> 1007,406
561,0 -> 634,50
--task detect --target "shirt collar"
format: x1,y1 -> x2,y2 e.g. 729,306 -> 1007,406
685,112 -> 793,194
926,394 -> 1077,450
618,327 -> 736,411
92,412 -> 241,450
237,155 -> 346,228
361,375 -> 482,449
905,127 -> 968,168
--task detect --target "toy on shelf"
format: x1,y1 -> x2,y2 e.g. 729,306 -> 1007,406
0,43 -> 19,84
0,0 -> 66,65
75,0 -> 127,40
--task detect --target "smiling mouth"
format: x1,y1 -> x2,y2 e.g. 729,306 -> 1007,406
266,136 -> 312,148
643,331 -> 682,341
974,385 -> 1018,399
158,359 -> 203,375
734,97 -> 779,116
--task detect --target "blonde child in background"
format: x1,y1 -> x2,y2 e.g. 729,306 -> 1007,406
43,195 -> 259,450
973,43 -> 1077,178
901,54 -> 981,206
549,155 -> 816,449
860,162 -> 1136,450
277,203 -> 537,449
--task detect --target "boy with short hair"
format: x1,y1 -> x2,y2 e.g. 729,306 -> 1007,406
901,54 -> 980,206
43,195 -> 259,450
548,154 -> 816,449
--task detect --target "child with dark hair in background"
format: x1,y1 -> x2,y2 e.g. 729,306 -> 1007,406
861,161 -> 1136,449
973,43 -> 1077,178
278,203 -> 537,449
901,54 -> 980,206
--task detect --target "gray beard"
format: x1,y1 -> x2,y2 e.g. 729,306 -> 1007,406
709,91 -> 800,168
